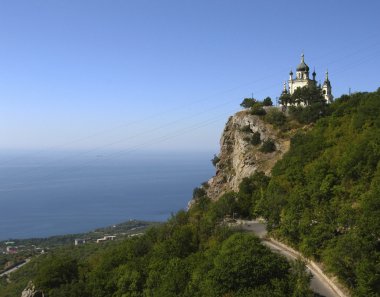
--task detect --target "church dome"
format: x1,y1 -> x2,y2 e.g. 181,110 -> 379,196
296,61 -> 309,72
296,53 -> 309,72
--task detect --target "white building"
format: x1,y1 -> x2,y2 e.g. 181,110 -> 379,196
96,235 -> 116,243
74,239 -> 86,246
281,53 -> 333,105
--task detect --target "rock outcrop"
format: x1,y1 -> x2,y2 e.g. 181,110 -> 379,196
21,281 -> 44,297
206,109 -> 290,200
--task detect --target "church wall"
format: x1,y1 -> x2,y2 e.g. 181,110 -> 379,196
288,79 -> 315,95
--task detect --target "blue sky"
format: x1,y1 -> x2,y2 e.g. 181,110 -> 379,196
0,0 -> 379,153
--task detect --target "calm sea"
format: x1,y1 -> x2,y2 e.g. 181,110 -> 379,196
0,151 -> 214,240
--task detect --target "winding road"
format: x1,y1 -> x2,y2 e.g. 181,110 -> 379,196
0,259 -> 30,278
237,220 -> 349,297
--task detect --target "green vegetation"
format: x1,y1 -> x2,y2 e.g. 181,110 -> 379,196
288,102 -> 328,124
265,109 -> 287,128
240,98 -> 256,108
238,90 -> 380,296
251,132 -> 261,145
241,126 -> 261,146
260,139 -> 276,153
251,102 -> 266,116
210,154 -> 220,167
244,131 -> 261,146
192,186 -> 207,199
279,85 -> 328,125
279,85 -> 324,107
241,97 -> 273,108
263,96 -> 273,106
1,197 -> 313,297
0,220 -> 157,276
240,125 -> 252,133
236,172 -> 270,218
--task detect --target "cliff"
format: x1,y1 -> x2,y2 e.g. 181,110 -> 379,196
206,108 -> 290,200
21,282 -> 44,297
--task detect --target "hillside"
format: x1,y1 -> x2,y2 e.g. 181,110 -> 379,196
1,89 -> 379,297
261,90 -> 380,296
215,90 -> 380,296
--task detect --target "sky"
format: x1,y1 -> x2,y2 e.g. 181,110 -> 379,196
0,0 -> 379,154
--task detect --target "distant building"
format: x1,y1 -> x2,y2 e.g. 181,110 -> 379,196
128,233 -> 144,238
74,239 -> 86,246
96,235 -> 116,243
281,53 -> 333,106
6,246 -> 18,254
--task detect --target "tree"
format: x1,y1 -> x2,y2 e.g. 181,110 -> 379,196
211,154 -> 220,167
237,172 -> 270,218
279,93 -> 292,106
263,97 -> 273,106
240,98 -> 256,108
289,259 -> 313,297
34,256 -> 79,292
208,233 -> 290,295
291,85 -> 324,106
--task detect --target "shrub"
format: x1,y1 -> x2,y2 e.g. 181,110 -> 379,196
251,103 -> 266,116
240,125 -> 252,133
265,109 -> 287,127
260,139 -> 276,153
211,154 -> 220,167
201,181 -> 210,189
193,187 -> 206,199
289,102 -> 326,124
243,132 -> 261,146
250,132 -> 261,145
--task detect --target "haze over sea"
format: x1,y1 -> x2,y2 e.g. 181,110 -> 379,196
0,151 -> 214,240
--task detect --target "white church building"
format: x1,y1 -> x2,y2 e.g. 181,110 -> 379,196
281,54 -> 333,106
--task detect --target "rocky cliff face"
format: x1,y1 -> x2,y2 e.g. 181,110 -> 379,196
21,282 -> 44,297
206,109 -> 290,200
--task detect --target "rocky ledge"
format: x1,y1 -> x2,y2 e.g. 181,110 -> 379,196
206,109 -> 290,200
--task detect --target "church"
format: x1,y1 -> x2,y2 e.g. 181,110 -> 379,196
281,53 -> 333,106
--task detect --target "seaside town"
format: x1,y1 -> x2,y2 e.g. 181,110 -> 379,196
0,220 -> 157,277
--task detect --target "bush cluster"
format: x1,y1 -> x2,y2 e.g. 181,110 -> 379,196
211,154 -> 220,167
260,139 -> 276,153
251,103 -> 266,116
265,109 -> 287,128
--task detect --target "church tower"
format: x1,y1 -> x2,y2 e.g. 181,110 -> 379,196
288,53 -> 316,96
322,70 -> 333,103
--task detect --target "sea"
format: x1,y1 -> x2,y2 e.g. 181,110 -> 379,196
0,151 -> 214,240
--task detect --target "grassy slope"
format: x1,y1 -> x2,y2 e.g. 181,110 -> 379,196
263,90 -> 380,296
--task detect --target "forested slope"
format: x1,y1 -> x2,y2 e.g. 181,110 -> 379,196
243,89 -> 380,296
0,208 -> 315,297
